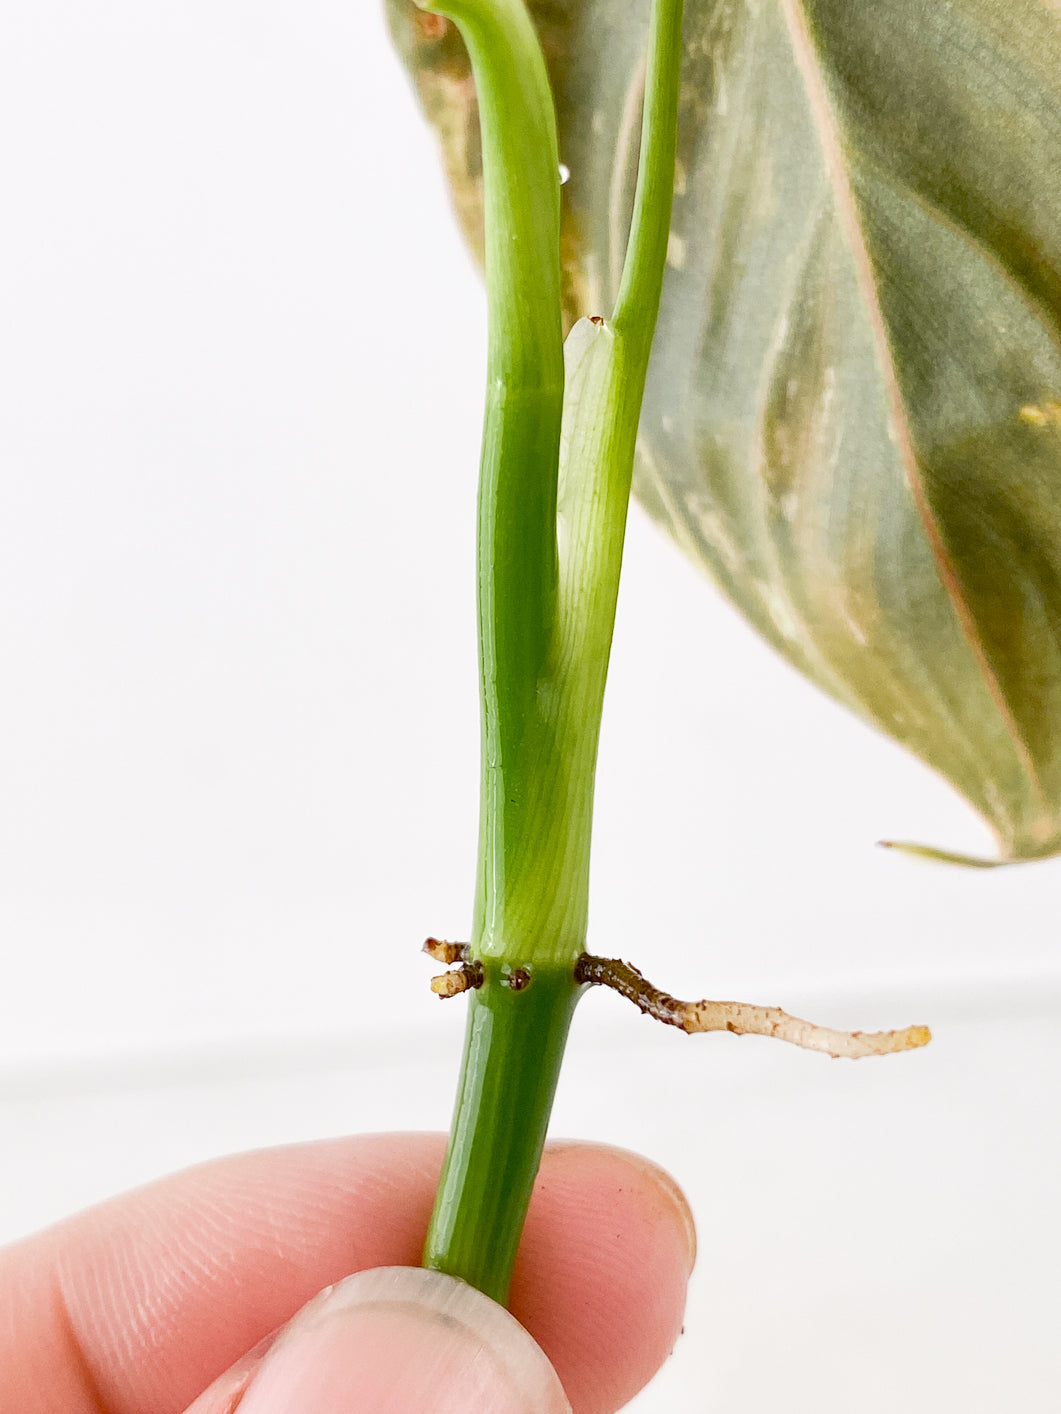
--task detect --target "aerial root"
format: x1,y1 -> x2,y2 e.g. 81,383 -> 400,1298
574,954 -> 931,1059
423,937 -> 470,965
423,938 -> 483,998
430,962 -> 484,997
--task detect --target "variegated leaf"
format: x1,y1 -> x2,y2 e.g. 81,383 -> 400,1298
386,0 -> 1061,861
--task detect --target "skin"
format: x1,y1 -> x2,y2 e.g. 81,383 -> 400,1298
0,1133 -> 696,1414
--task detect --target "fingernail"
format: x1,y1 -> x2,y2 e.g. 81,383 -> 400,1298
235,1267 -> 573,1414
181,1327 -> 284,1414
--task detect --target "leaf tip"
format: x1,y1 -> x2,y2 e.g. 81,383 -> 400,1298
876,839 -> 1005,869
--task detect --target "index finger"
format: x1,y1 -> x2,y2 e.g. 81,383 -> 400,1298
0,1133 -> 695,1414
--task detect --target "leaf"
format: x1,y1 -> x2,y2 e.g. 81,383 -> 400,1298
386,0 -> 1061,861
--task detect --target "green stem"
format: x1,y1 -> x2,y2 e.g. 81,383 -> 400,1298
419,0 -> 685,1304
422,965 -> 580,1304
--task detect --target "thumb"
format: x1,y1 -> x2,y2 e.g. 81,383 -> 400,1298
185,1267 -> 573,1414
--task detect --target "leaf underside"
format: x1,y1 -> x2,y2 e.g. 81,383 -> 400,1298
386,0 -> 1061,861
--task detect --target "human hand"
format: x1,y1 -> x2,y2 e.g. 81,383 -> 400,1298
1,1132 -> 696,1413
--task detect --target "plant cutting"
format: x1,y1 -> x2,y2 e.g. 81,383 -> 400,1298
382,0 -> 1061,1359
364,0 -> 1058,1334
410,0 -> 811,1307
4,0 -> 1058,1402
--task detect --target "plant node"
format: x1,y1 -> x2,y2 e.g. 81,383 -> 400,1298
501,964 -> 532,990
575,954 -> 931,1059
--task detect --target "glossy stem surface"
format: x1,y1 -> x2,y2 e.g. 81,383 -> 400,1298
423,967 -> 580,1304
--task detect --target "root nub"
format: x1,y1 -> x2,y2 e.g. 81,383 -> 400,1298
429,960 -> 484,998
423,937 -> 470,965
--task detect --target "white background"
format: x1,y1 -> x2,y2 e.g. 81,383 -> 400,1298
1,2 -> 1059,1409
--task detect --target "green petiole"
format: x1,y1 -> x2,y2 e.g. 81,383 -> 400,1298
419,0 -> 685,1305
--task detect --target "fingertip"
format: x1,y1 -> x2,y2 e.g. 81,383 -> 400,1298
512,1142 -> 695,1414
602,1145 -> 697,1275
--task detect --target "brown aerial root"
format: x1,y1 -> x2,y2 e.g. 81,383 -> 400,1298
574,954 -> 931,1060
423,937 -> 483,998
423,937 -> 469,965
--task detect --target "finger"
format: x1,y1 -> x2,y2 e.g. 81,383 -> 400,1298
185,1140 -> 696,1414
184,1268 -> 572,1414
3,1132 -> 440,1414
513,1141 -> 695,1413
0,1133 -> 695,1414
